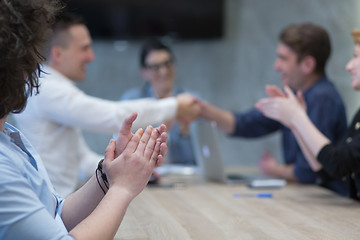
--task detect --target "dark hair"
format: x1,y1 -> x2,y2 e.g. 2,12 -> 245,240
0,0 -> 61,118
44,12 -> 86,58
279,23 -> 331,74
140,38 -> 174,68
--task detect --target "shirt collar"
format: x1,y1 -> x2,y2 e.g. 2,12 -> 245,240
302,75 -> 327,98
40,65 -> 76,86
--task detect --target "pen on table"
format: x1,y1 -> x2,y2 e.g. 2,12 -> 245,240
233,193 -> 273,198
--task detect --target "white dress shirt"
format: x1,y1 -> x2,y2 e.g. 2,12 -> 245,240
14,65 -> 177,197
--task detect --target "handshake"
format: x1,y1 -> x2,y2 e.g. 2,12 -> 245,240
175,93 -> 204,127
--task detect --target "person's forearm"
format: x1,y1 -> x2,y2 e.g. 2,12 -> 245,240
62,174 -> 105,231
62,110 -> 162,240
68,186 -> 132,240
292,128 -> 323,171
201,102 -> 235,134
62,174 -> 132,240
291,111 -> 331,157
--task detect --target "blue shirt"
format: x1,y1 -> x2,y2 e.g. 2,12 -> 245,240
121,83 -> 196,165
232,76 -> 347,189
0,123 -> 74,240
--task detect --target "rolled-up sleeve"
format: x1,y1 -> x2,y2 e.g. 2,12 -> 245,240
0,158 -> 74,240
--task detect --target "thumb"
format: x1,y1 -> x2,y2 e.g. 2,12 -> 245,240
104,139 -> 116,164
254,98 -> 268,111
118,112 -> 137,136
297,90 -> 305,103
266,85 -> 285,98
283,85 -> 296,100
297,90 -> 307,110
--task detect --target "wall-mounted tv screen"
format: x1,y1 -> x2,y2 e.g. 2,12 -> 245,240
63,0 -> 224,40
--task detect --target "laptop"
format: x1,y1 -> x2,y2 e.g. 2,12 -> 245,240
191,120 -> 287,187
191,120 -> 254,184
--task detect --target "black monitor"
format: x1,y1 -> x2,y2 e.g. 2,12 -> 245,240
64,0 -> 224,40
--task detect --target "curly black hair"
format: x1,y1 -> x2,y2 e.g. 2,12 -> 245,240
0,0 -> 62,118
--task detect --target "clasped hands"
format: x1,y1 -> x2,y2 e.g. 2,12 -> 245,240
175,92 -> 226,131
176,93 -> 201,125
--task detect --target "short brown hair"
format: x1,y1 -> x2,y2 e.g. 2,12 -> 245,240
279,23 -> 331,75
0,0 -> 61,118
44,12 -> 86,58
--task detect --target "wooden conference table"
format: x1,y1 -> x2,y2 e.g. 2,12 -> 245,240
115,168 -> 360,240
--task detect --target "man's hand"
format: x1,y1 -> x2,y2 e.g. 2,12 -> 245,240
176,93 -> 201,125
259,150 -> 297,181
198,98 -> 211,119
258,150 -> 280,177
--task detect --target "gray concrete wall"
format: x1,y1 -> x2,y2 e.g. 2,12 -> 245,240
71,0 -> 360,166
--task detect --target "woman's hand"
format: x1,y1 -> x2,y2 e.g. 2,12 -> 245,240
255,86 -> 306,128
115,112 -> 168,166
104,125 -> 162,200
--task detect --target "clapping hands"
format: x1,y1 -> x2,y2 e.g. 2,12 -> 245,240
255,85 -> 306,128
103,113 -> 168,199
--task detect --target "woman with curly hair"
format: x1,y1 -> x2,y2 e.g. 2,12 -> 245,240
0,0 -> 167,239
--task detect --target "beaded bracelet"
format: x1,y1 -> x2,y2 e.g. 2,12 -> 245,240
96,159 -> 109,194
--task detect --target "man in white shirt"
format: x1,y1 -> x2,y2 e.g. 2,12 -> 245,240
14,13 -> 199,197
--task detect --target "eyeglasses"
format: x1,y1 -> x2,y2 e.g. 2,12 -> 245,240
145,59 -> 174,72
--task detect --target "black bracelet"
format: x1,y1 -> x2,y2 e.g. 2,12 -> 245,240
96,159 -> 109,194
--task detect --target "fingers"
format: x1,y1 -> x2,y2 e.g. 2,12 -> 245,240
155,124 -> 167,144
158,124 -> 167,135
142,128 -> 158,160
155,155 -> 165,167
296,90 -> 306,109
160,131 -> 168,145
176,93 -> 201,123
297,90 -> 303,100
104,139 -> 116,165
159,141 -> 168,158
283,85 -> 295,99
149,140 -> 161,167
123,128 -> 143,154
255,98 -> 279,120
254,98 -> 268,111
136,126 -> 159,155
190,95 -> 199,104
155,125 -> 168,157
266,85 -> 285,98
198,98 -> 213,119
